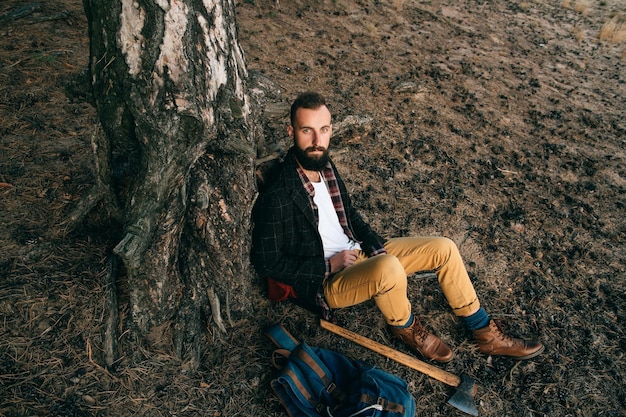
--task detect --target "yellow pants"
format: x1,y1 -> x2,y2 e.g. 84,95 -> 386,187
323,237 -> 480,326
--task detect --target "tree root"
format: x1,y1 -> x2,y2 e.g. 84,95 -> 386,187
207,287 -> 227,333
62,125 -> 120,231
0,3 -> 40,24
103,256 -> 120,368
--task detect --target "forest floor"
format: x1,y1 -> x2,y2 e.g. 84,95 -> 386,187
1,0 -> 625,416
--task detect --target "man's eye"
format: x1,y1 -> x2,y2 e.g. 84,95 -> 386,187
321,127 -> 329,133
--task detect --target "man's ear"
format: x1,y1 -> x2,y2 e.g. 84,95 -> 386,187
287,125 -> 294,139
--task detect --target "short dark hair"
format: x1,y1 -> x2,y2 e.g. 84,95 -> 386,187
290,92 -> 328,127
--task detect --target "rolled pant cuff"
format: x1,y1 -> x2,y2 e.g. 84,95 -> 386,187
452,298 -> 481,317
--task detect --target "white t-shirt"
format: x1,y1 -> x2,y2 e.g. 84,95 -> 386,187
311,179 -> 361,259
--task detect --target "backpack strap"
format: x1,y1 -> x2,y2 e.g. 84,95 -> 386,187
265,324 -> 300,352
272,345 -> 347,416
359,394 -> 406,414
271,349 -> 292,369
291,346 -> 340,401
266,324 -> 347,414
265,324 -> 336,393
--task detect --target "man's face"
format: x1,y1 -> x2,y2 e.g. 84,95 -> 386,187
289,105 -> 332,171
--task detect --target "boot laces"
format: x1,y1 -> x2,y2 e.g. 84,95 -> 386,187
492,319 -> 514,342
412,319 -> 429,342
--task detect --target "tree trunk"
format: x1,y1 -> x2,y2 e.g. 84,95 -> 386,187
82,0 -> 257,367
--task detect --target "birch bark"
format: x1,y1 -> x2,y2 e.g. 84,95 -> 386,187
82,0 -> 256,367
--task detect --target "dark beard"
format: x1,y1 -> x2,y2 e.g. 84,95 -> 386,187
294,146 -> 330,171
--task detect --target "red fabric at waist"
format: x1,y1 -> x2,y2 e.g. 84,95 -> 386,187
267,277 -> 297,302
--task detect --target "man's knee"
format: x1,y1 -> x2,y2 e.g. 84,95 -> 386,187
431,237 -> 459,259
372,254 -> 407,289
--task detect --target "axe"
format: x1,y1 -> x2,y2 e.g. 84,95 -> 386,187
320,319 -> 479,416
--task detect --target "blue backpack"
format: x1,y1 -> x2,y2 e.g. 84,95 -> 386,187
265,324 -> 416,417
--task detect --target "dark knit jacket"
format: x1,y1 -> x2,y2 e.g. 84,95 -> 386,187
251,148 -> 386,307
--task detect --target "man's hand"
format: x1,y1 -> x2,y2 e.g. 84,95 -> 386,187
329,250 -> 358,273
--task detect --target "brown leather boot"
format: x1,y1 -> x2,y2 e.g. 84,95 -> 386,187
390,316 -> 454,363
473,319 -> 544,360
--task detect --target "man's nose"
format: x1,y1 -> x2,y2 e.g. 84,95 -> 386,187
311,132 -> 319,145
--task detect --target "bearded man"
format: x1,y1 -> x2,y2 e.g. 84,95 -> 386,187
251,92 -> 544,363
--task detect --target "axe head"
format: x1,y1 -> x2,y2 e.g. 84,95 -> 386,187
447,374 -> 479,416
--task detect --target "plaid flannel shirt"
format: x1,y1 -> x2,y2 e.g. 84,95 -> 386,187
252,148 -> 387,315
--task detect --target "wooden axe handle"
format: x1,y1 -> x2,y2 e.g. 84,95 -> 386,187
320,319 -> 461,387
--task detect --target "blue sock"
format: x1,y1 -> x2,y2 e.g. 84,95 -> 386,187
461,307 -> 490,331
393,313 -> 414,328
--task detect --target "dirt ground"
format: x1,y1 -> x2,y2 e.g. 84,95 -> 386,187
1,0 -> 625,416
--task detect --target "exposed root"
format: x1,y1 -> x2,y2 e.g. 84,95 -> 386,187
62,184 -> 108,229
0,3 -> 41,24
225,290 -> 234,328
103,256 -> 120,368
62,125 -> 120,231
207,287 -> 227,333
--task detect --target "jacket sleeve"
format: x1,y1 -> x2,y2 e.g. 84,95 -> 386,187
251,188 -> 328,300
346,201 -> 387,256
